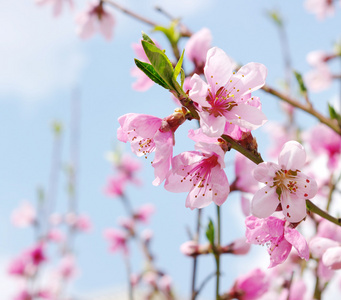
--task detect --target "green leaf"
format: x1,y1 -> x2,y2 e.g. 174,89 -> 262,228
134,59 -> 170,89
174,49 -> 185,81
180,68 -> 185,89
141,40 -> 175,90
205,219 -> 215,246
154,20 -> 180,46
328,103 -> 341,121
294,70 -> 307,93
141,31 -> 155,45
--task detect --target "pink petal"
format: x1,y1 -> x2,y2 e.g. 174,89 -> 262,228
131,67 -> 154,91
278,141 -> 306,170
228,102 -> 267,130
189,74 -> 209,107
253,162 -> 279,184
99,12 -> 115,40
309,237 -> 339,258
284,226 -> 309,260
210,165 -> 230,206
251,186 -> 279,218
204,47 -> 234,94
268,238 -> 292,268
152,131 -> 173,186
185,27 -> 212,65
294,173 -> 318,200
199,110 -> 226,137
322,247 -> 341,269
281,193 -> 307,222
226,62 -> 267,96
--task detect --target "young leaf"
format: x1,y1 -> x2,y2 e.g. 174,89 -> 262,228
180,68 -> 185,89
141,31 -> 155,45
141,40 -> 175,90
134,59 -> 170,89
205,219 -> 215,246
174,49 -> 185,81
294,70 -> 307,93
328,103 -> 341,121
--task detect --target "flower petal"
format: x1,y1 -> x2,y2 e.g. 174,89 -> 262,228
226,62 -> 267,96
281,192 -> 307,222
253,162 -> 280,184
295,173 -> 318,200
278,141 -> 306,170
309,237 -> 339,258
251,186 -> 279,219
204,47 -> 233,94
322,247 -> 341,270
189,74 -> 209,107
284,226 -> 309,260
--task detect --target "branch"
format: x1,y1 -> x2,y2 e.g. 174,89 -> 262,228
262,84 -> 341,135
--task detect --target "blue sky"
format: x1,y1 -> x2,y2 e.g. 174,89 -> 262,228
0,0 -> 340,299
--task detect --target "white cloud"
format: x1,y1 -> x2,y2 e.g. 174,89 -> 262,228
0,1 -> 86,100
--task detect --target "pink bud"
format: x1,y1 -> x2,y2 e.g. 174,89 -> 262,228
230,237 -> 251,255
180,241 -> 199,256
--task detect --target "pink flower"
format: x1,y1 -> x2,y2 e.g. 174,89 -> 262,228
303,123 -> 341,169
180,241 -> 199,256
8,255 -> 27,276
304,64 -> 333,92
234,152 -> 259,194
134,203 -> 155,223
47,228 -> 65,243
185,28 -> 212,69
11,201 -> 36,228
245,216 -> 309,268
104,175 -> 126,197
74,214 -> 92,232
35,0 -> 73,17
159,275 -> 172,293
229,237 -> 251,255
13,290 -> 32,300
76,2 -> 115,41
116,154 -> 142,186
58,255 -> 77,279
26,243 -> 46,266
189,47 -> 267,137
117,110 -> 185,185
229,268 -> 270,300
104,228 -> 129,254
251,141 -> 318,223
164,141 -> 229,209
304,0 -> 336,20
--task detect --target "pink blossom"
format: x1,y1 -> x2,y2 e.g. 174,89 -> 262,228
159,275 -> 172,293
13,290 -> 32,300
8,255 -> 27,276
118,217 -> 135,232
164,141 -> 229,209
185,28 -> 212,69
26,243 -> 46,266
229,237 -> 251,255
304,0 -> 336,20
11,201 -> 36,228
35,0 -> 73,17
76,2 -> 115,41
116,154 -> 142,186
47,228 -> 65,243
189,47 -> 267,137
304,64 -> 333,92
104,175 -> 126,197
104,228 -> 129,255
229,268 -> 270,300
74,214 -> 92,232
134,203 -> 155,223
234,152 -> 259,194
117,110 -> 185,186
141,228 -> 153,243
180,240 -> 199,256
251,141 -> 317,223
245,216 -> 309,268
143,271 -> 158,287
303,123 -> 341,169
58,255 -> 77,279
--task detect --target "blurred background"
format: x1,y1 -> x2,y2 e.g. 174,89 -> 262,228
0,0 -> 340,299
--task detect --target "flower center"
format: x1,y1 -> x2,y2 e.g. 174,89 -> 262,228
205,87 -> 237,117
272,169 -> 300,198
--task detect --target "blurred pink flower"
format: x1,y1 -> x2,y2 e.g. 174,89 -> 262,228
104,175 -> 126,197
251,141 -> 317,223
180,240 -> 199,256
164,141 -> 229,209
234,152 -> 259,194
141,228 -> 153,243
189,47 -> 267,137
35,0 -> 73,17
75,214 -> 92,232
26,243 -> 46,266
104,228 -> 129,254
76,2 -> 115,40
246,216 -> 309,268
304,64 -> 333,92
13,290 -> 32,300
229,268 -> 270,300
304,0 -> 336,20
8,255 -> 27,276
185,27 -> 212,69
11,201 -> 36,228
47,228 -> 65,243
58,254 -> 77,279
159,275 -> 172,293
303,123 -> 341,170
229,237 -> 251,255
134,203 -> 155,223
